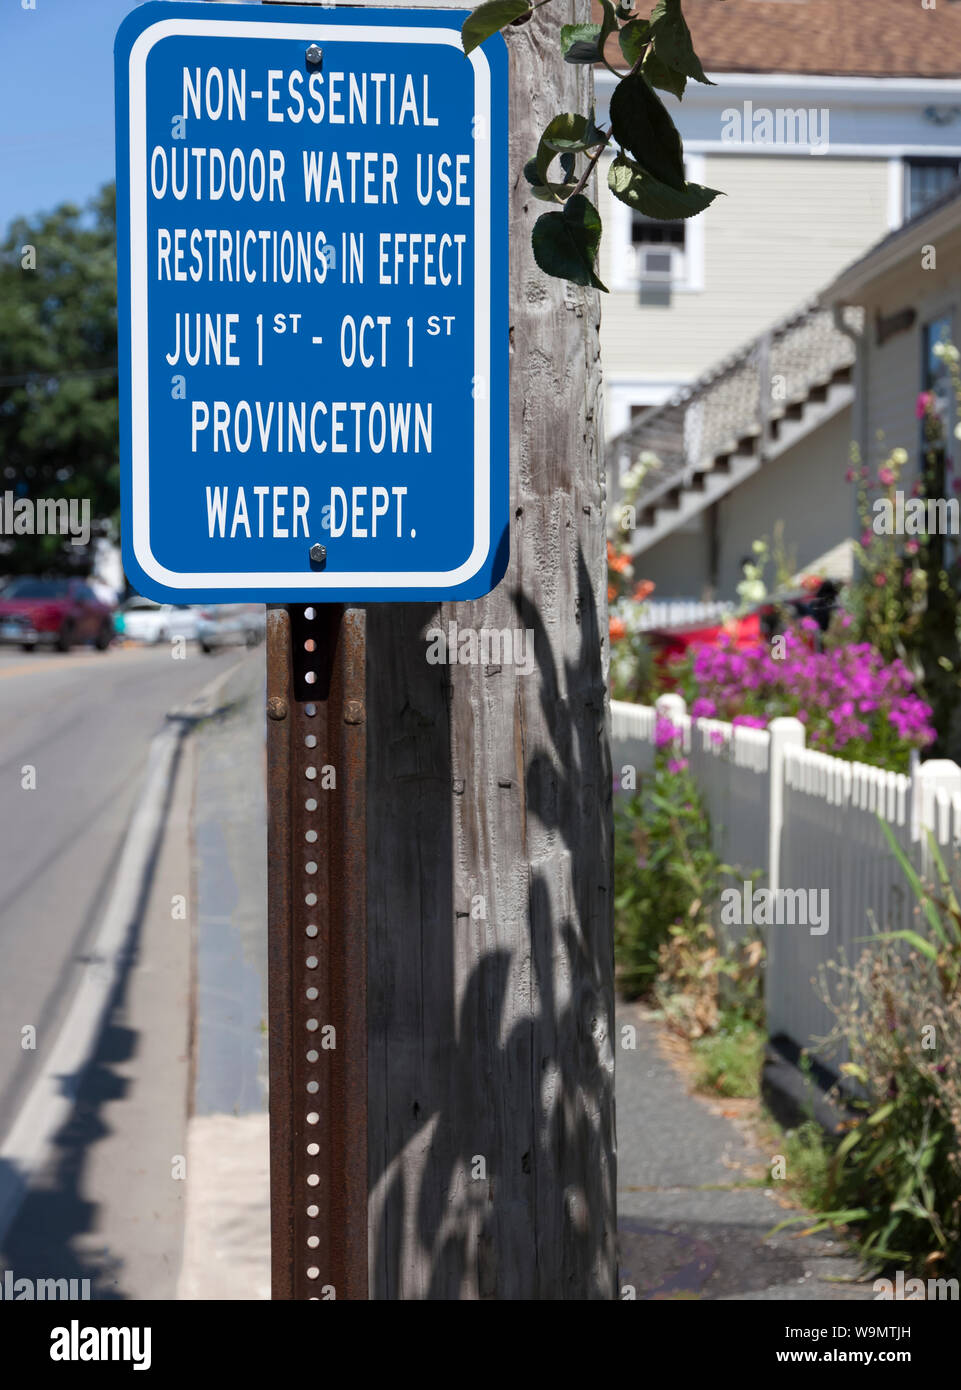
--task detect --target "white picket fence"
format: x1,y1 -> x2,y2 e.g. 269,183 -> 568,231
611,694 -> 961,1062
635,599 -> 735,631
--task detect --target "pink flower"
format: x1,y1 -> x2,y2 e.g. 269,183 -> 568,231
732,714 -> 767,730
860,530 -> 873,549
905,539 -> 919,555
878,467 -> 895,486
654,716 -> 681,749
667,757 -> 688,774
874,573 -> 887,587
916,391 -> 934,420
845,467 -> 856,483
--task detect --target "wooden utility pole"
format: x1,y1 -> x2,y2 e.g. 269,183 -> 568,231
364,2 -> 616,1299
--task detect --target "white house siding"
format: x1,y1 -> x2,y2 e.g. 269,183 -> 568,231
862,295 -> 926,479
714,407 -> 854,596
633,406 -> 855,600
633,517 -> 712,598
858,246 -> 961,486
599,153 -> 892,400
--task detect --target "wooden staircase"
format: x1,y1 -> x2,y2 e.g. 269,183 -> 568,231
608,304 -> 862,556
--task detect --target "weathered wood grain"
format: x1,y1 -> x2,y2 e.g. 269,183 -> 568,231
366,3 -> 615,1299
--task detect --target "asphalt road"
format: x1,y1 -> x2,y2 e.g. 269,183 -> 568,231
0,641 -> 237,1142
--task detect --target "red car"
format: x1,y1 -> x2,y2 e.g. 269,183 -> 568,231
646,581 -> 843,675
647,610 -> 763,672
0,577 -> 115,652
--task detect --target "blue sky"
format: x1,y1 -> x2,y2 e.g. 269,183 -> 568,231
0,0 -> 257,236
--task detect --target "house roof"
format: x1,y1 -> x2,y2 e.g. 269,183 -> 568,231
821,182 -> 961,304
598,0 -> 961,80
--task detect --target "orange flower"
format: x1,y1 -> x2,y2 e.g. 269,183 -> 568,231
609,616 -> 627,641
609,550 -> 631,575
608,583 -> 618,602
633,579 -> 655,602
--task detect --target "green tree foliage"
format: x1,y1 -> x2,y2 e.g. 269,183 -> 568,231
0,184 -> 118,573
462,0 -> 721,288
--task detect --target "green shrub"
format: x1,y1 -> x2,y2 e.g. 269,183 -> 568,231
772,1119 -> 834,1214
775,823 -> 961,1275
692,1012 -> 764,1098
613,753 -> 722,1000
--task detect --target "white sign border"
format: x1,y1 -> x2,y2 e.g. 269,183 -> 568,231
127,14 -> 492,592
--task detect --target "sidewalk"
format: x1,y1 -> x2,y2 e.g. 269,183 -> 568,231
177,650 -> 270,1301
616,1002 -> 875,1301
171,662 -> 874,1301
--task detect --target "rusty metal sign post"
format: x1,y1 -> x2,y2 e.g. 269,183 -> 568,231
266,605 -> 368,1299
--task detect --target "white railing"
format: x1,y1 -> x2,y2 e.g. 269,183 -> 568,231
607,302 -> 863,522
635,599 -> 735,631
611,694 -> 961,1062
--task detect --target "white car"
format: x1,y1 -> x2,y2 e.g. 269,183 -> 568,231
195,604 -> 266,653
120,597 -> 200,644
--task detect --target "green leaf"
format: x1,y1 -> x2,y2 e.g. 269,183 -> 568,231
598,0 -> 620,52
535,113 -> 587,185
876,816 -> 947,945
924,828 -> 961,933
867,1101 -> 895,1127
643,47 -> 686,99
523,155 -> 577,203
608,153 -> 721,219
534,111 -> 608,190
649,0 -> 715,85
561,1 -> 618,64
855,928 -> 939,962
865,1138 -> 897,1175
609,71 -> 685,189
618,18 -> 651,67
834,1127 -> 863,1163
840,1061 -> 869,1084
461,0 -> 530,55
561,23 -> 604,62
765,1208 -> 870,1239
531,194 -> 608,292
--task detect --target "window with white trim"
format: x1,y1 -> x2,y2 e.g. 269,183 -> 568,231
608,152 -> 706,295
905,157 -> 961,220
629,211 -> 687,287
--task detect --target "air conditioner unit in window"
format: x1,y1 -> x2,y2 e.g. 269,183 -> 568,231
635,246 -> 675,306
637,247 -> 675,283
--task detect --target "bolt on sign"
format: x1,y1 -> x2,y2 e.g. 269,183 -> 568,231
115,1 -> 508,602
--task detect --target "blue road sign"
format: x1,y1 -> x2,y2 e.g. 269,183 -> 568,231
115,2 -> 508,603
